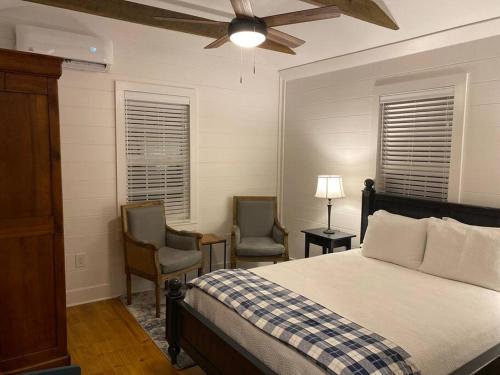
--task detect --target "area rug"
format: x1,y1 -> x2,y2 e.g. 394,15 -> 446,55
120,290 -> 195,369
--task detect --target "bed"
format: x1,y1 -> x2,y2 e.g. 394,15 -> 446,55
166,179 -> 500,375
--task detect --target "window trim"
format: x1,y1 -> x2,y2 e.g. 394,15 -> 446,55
115,80 -> 198,227
373,72 -> 469,203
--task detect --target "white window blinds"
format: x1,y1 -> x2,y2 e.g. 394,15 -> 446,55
378,88 -> 455,201
125,91 -> 191,220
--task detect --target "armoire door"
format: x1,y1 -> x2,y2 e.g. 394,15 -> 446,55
0,58 -> 68,373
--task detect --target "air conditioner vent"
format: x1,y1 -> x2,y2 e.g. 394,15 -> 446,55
16,25 -> 113,73
63,59 -> 110,72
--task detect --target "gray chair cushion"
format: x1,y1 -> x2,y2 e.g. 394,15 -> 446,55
272,224 -> 284,244
238,200 -> 275,237
236,237 -> 284,257
158,247 -> 201,274
127,205 -> 166,247
166,231 -> 198,250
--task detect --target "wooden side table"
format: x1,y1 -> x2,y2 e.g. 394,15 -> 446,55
301,228 -> 356,258
201,234 -> 227,272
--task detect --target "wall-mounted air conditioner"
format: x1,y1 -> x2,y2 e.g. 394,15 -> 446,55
15,25 -> 113,72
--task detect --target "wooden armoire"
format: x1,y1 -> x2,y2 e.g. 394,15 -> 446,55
0,49 -> 69,373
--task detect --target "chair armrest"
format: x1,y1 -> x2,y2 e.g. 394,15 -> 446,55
272,219 -> 288,244
273,218 -> 287,233
123,232 -> 159,276
231,225 -> 241,245
166,225 -> 203,250
123,232 -> 159,251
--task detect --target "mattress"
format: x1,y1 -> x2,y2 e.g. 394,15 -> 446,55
185,250 -> 500,375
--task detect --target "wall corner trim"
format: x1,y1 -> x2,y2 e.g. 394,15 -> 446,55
279,17 -> 500,82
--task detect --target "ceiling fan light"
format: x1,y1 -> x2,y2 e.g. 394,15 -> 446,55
229,31 -> 266,48
228,18 -> 267,49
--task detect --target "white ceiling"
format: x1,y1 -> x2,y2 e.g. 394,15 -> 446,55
3,0 -> 500,70
152,0 -> 500,69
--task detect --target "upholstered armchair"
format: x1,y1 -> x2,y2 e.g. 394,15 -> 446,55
121,200 -> 203,317
230,196 -> 289,268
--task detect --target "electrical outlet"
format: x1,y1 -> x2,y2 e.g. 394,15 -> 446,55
75,252 -> 87,269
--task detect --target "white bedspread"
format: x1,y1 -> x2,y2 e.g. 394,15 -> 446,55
185,250 -> 500,375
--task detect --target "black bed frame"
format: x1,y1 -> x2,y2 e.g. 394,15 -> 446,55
166,179 -> 500,375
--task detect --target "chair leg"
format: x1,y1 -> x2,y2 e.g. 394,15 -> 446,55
230,259 -> 236,269
273,261 -> 277,264
126,273 -> 132,305
155,283 -> 161,318
198,267 -> 203,277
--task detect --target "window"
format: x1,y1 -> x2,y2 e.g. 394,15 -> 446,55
116,82 -> 197,223
375,73 -> 467,202
378,88 -> 455,201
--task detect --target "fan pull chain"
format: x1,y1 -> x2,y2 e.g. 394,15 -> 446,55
240,48 -> 243,84
238,48 -> 258,83
253,50 -> 256,75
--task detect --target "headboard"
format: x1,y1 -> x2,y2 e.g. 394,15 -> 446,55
360,179 -> 500,242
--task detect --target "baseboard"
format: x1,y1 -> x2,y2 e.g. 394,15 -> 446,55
66,283 -> 122,307
66,260 -> 289,307
66,293 -> 122,307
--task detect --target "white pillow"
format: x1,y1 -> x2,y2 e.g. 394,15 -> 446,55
374,210 -> 443,222
420,219 -> 500,291
419,219 -> 467,278
373,209 -> 402,217
443,217 -> 500,233
362,211 -> 428,269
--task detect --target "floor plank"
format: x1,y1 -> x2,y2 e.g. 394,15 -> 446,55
67,298 -> 204,375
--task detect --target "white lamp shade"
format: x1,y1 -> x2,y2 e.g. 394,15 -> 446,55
229,31 -> 266,48
315,175 -> 345,199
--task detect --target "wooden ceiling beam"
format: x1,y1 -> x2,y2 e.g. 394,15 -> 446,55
300,0 -> 399,30
22,0 -> 228,39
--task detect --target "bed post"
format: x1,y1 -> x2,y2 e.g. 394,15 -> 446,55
361,179 -> 376,243
166,278 -> 183,365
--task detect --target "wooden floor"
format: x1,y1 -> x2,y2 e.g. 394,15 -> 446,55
67,298 -> 204,375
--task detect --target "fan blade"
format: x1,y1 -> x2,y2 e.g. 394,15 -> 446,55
263,6 -> 340,27
205,35 -> 230,49
267,29 -> 305,48
230,0 -> 254,19
154,17 -> 227,26
300,0 -> 399,30
258,39 -> 296,55
23,0 -> 228,39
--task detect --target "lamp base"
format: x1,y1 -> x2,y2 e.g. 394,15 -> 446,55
323,228 -> 336,235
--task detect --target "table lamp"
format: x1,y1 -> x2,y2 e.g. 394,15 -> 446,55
315,175 -> 345,234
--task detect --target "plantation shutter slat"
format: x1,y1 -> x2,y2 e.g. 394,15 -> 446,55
125,94 -> 190,221
378,88 -> 455,201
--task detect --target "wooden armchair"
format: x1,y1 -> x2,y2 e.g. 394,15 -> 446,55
121,200 -> 203,317
230,196 -> 289,268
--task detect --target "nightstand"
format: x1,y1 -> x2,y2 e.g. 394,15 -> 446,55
201,234 -> 227,272
301,228 -> 356,258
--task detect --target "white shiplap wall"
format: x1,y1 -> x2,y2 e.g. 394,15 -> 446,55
283,35 -> 500,259
0,6 -> 280,305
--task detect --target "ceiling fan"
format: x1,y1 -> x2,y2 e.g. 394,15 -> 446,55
23,0 -> 399,55
155,0 -> 342,55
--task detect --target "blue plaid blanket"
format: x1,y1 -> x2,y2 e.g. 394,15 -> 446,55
192,269 -> 420,375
